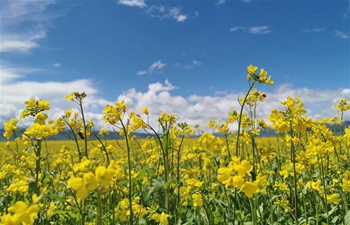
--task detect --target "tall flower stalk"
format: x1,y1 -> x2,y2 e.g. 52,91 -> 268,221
236,65 -> 274,157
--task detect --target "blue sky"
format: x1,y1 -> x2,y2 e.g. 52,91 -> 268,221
1,0 -> 349,130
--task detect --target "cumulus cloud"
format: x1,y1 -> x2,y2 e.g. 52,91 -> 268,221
335,30 -> 349,39
230,26 -> 271,34
118,0 -> 147,8
1,77 -> 349,132
0,77 -> 106,128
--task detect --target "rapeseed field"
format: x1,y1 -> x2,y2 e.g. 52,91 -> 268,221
1,65 -> 350,225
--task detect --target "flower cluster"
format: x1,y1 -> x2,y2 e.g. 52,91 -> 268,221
1,65 -> 349,225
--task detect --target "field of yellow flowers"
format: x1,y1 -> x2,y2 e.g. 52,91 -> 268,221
1,65 -> 350,225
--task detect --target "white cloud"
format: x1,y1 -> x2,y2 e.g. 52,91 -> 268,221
341,89 -> 350,95
1,76 -> 349,132
176,60 -> 202,69
230,26 -> 243,32
230,26 -> 271,34
302,28 -> 326,33
0,78 -> 103,128
137,70 -> 147,75
0,61 -> 43,83
0,0 -> 56,53
217,0 -> 225,5
148,60 -> 166,74
1,31 -> 47,53
54,63 -> 61,67
118,0 -> 147,8
136,61 -> 167,75
335,30 -> 349,39
249,26 -> 271,34
145,6 -> 187,22
241,0 -> 252,3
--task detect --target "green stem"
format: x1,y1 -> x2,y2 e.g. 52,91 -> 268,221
235,80 -> 256,157
176,135 -> 185,223
97,192 -> 102,225
120,120 -> 134,225
92,132 -> 110,165
249,198 -> 257,225
78,98 -> 88,158
65,121 -> 82,160
319,156 -> 330,225
35,139 -> 42,196
290,121 -> 299,225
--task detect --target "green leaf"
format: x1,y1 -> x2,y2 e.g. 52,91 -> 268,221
331,215 -> 339,224
136,165 -> 148,181
164,179 -> 173,189
345,210 -> 350,225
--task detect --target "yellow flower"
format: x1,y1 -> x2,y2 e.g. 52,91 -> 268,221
232,175 -> 245,189
149,213 -> 160,222
159,212 -> 169,225
95,166 -> 115,186
309,180 -> 322,193
5,201 -> 39,225
241,181 -> 258,198
65,92 -> 74,101
3,118 -> 18,140
342,178 -> 350,192
1,214 -> 20,225
34,112 -> 48,125
141,106 -> 149,115
274,196 -> 291,212
247,65 -> 258,74
247,74 -> 251,81
65,109 -> 74,118
24,98 -> 36,109
259,68 -> 267,80
335,98 -> 350,112
192,193 -> 203,207
67,172 -> 98,199
37,100 -> 50,110
73,156 -> 90,172
47,202 -> 55,218
32,194 -> 43,204
326,194 -> 340,204
217,167 -> 234,187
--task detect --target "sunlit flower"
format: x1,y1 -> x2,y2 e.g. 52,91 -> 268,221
241,181 -> 258,198
67,172 -> 98,199
326,194 -> 340,204
192,193 -> 203,207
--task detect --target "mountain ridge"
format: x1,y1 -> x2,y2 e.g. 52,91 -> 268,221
0,121 -> 349,142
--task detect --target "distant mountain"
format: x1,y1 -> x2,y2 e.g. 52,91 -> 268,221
0,121 -> 349,141
0,129 -> 152,142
